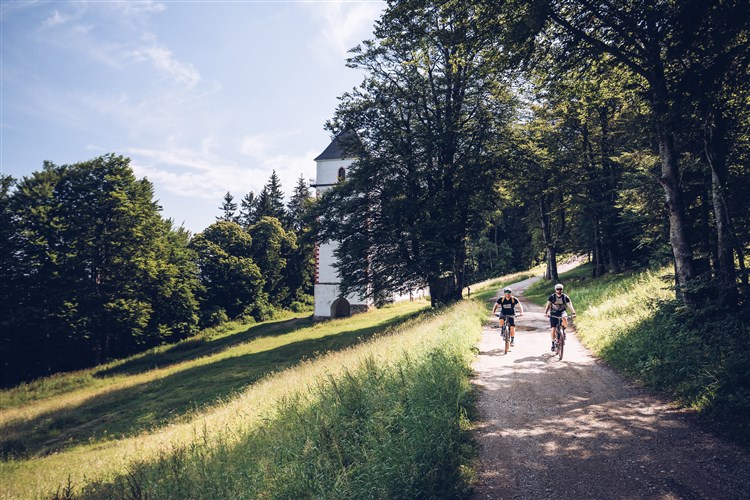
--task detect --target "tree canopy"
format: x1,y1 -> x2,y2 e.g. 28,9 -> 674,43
316,0 -> 519,306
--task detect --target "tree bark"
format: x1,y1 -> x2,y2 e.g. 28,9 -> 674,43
703,107 -> 736,297
593,221 -> 604,278
598,105 -> 622,273
428,274 -> 459,307
539,195 -> 562,283
547,246 -> 560,284
651,74 -> 695,302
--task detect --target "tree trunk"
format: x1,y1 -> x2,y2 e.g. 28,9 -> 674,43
704,107 -> 737,303
547,246 -> 560,283
598,105 -> 622,273
593,221 -> 605,278
651,75 -> 695,302
428,275 -> 459,307
539,198 -> 556,282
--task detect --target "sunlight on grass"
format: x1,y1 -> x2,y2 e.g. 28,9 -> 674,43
569,268 -> 673,353
0,301 -> 456,498
77,301 -> 484,498
1,266 -> 533,498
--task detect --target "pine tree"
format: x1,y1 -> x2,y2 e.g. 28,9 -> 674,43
217,191 -> 238,222
255,171 -> 286,223
287,175 -> 311,232
238,191 -> 258,229
284,175 -> 315,303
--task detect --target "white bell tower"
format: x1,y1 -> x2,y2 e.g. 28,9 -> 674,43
313,134 -> 373,320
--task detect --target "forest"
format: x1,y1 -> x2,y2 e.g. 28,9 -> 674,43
2,0 -> 749,389
0,160 -> 316,385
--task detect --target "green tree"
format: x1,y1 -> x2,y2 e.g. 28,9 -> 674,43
55,155 -> 199,361
238,190 -> 258,229
1,155 -> 200,384
248,217 -> 297,307
190,221 -> 265,320
217,191 -> 238,222
317,0 -> 517,306
512,102 -> 575,283
286,175 -> 312,233
254,171 -> 286,223
521,0 -> 750,304
671,1 -> 750,301
285,176 -> 316,303
146,222 -> 201,342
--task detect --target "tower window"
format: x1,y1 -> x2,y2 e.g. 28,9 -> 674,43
338,167 -> 346,181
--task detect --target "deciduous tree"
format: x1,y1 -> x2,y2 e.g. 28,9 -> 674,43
317,0 -> 517,306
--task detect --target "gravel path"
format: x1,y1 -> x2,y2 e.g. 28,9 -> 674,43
470,275 -> 750,499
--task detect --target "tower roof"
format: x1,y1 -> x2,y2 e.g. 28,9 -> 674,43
314,132 -> 356,161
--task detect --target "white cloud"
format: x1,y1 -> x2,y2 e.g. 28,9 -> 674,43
307,1 -> 384,62
127,132 -> 317,204
112,1 -> 166,17
34,2 -> 199,87
42,9 -> 70,28
126,45 -> 201,88
240,135 -> 270,159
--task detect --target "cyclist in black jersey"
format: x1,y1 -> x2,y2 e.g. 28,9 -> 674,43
492,288 -> 524,346
544,283 -> 577,351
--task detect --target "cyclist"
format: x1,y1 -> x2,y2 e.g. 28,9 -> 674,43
544,283 -> 576,351
492,288 -> 524,346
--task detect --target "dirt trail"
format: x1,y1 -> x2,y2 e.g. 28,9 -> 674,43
471,275 -> 750,499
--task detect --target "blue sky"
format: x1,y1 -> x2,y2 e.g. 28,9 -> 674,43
1,0 -> 383,232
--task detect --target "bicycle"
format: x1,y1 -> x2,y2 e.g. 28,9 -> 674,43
497,314 -> 515,354
552,313 -> 575,360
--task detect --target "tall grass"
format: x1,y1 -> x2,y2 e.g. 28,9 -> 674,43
67,302 -> 484,498
0,301 -> 428,498
69,301 -> 484,499
0,295 -> 489,498
526,264 -> 750,445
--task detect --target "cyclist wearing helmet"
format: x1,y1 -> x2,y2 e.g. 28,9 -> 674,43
492,288 -> 524,346
544,283 -> 576,351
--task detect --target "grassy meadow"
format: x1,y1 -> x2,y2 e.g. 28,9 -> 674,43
0,271 -> 527,499
1,300 -> 429,498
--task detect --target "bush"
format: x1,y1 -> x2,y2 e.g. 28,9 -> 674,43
289,301 -> 312,313
200,306 -> 229,328
248,301 -> 278,322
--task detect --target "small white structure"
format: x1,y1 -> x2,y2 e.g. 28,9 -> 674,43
313,135 -> 373,319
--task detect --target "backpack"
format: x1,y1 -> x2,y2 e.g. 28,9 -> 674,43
549,293 -> 569,312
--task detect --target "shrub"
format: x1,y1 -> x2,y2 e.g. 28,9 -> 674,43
200,306 -> 229,328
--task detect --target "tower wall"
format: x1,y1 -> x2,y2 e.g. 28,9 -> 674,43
314,156 -> 372,319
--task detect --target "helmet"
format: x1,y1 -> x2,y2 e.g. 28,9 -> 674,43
554,283 -> 564,291
503,288 -> 512,294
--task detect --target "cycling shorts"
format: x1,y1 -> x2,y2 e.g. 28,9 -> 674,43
549,312 -> 566,328
498,315 -> 515,327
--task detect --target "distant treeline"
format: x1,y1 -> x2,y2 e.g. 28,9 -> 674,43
0,155 -> 315,386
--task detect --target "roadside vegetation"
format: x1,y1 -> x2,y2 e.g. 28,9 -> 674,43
76,300 -> 485,499
0,271 -> 527,499
0,270 -> 526,499
0,299 -> 425,497
526,264 -> 750,445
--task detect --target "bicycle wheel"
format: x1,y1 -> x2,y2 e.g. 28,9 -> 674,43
558,329 -> 565,360
503,326 -> 510,354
